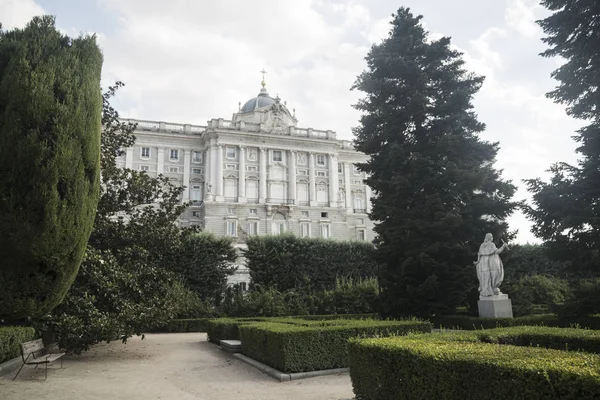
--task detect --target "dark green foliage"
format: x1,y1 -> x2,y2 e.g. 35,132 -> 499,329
170,280 -> 222,319
349,332 -> 600,400
239,319 -> 432,373
166,232 -> 237,304
352,8 -> 517,318
0,327 -> 36,364
40,83 -> 195,353
558,278 -> 600,318
153,318 -> 215,333
524,1 -> 600,272
431,313 -> 600,330
221,278 -> 380,317
206,318 -> 269,344
477,326 -> 600,354
39,247 -> 180,354
0,16 -> 103,319
502,244 -> 570,280
504,274 -> 570,316
293,314 -> 376,321
244,234 -> 378,291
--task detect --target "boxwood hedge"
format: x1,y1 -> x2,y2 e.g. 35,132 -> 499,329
0,327 -> 36,364
154,318 -> 214,333
349,328 -> 600,400
239,319 -> 432,373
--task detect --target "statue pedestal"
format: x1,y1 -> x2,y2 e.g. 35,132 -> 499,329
478,294 -> 513,318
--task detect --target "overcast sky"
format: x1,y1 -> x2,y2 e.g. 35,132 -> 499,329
1,0 -> 584,244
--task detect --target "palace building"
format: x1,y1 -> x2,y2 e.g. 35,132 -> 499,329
117,77 -> 374,286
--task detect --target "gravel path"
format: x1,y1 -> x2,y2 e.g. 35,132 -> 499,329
0,333 -> 354,400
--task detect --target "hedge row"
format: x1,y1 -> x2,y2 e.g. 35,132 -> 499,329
0,327 -> 36,364
206,318 -> 269,344
239,319 -> 432,373
291,313 -> 376,321
433,314 -> 600,330
349,328 -> 600,400
153,318 -> 214,333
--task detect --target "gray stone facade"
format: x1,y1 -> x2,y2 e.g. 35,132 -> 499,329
117,84 -> 374,286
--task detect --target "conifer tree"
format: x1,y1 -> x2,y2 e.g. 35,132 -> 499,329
0,16 -> 103,320
524,0 -> 600,271
353,8 -> 517,317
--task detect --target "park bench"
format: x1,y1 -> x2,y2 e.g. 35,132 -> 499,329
13,338 -> 65,380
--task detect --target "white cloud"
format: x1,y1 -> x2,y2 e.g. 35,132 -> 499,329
505,0 -> 543,38
0,0 -> 45,29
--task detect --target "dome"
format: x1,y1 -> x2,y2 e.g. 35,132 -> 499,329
239,87 -> 276,113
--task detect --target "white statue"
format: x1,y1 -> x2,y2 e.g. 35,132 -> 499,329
474,233 -> 509,297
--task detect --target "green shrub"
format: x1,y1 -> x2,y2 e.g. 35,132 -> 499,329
244,234 -> 379,291
0,16 -> 103,320
239,319 -> 432,373
503,274 -> 569,316
349,334 -> 600,400
153,318 -> 214,333
292,313 -> 376,321
206,318 -> 269,344
0,327 -> 36,364
433,313 -> 600,330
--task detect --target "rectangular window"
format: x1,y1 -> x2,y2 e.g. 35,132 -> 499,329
192,211 -> 199,217
357,218 -> 365,225
140,147 -> 150,158
357,229 -> 366,241
297,169 -> 307,175
317,171 -> 327,177
193,151 -> 203,163
240,282 -> 247,291
192,168 -> 203,175
338,163 -> 343,173
301,223 -> 310,238
226,147 -> 236,159
191,185 -> 202,203
169,166 -> 179,173
273,150 -> 282,162
226,164 -> 237,170
170,149 -> 179,160
301,211 -> 309,218
321,224 -> 330,239
247,165 -> 258,172
321,212 -> 328,218
140,165 -> 149,171
249,208 -> 257,215
248,221 -> 258,235
227,207 -> 236,215
226,221 -> 237,237
316,154 -> 326,166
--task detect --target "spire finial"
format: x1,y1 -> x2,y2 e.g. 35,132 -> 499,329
260,68 -> 267,88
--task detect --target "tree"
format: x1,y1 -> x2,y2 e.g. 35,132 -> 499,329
39,83 -> 194,352
166,232 -> 237,304
0,16 -> 103,320
352,8 -> 517,317
523,0 -> 600,272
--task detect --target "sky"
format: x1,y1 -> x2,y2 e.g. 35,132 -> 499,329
0,0 -> 584,244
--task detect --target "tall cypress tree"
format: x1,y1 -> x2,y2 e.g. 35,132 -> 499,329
524,0 -> 600,271
353,8 -> 517,317
0,16 -> 103,320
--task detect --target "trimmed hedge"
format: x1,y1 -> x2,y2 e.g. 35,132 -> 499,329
349,333 -> 600,400
0,327 -> 36,364
292,313 -> 376,321
206,318 -> 268,344
0,16 -> 103,319
239,319 -> 432,373
154,318 -> 214,333
433,314 -> 600,330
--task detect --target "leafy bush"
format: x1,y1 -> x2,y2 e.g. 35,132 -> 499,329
503,274 -> 570,316
239,319 -> 432,373
245,235 -> 379,292
349,333 -> 600,400
319,277 -> 379,315
153,319 -> 214,333
558,278 -> 600,318
0,16 -> 103,320
171,280 -> 222,319
206,318 -> 268,344
0,327 -> 36,364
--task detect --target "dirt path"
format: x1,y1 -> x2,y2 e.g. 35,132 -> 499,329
0,333 -> 354,400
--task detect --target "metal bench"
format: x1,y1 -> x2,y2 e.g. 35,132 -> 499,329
13,338 -> 65,380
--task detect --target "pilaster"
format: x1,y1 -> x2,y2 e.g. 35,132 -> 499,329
125,148 -> 133,169
329,153 -> 338,207
183,150 -> 191,202
157,148 -> 164,174
344,162 -> 352,213
238,145 -> 246,203
309,152 -> 317,206
259,147 -> 267,203
289,150 -> 297,204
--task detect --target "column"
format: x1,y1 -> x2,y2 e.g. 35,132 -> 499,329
204,147 -> 211,200
216,144 -> 224,199
329,153 -> 338,207
157,148 -> 164,174
238,146 -> 246,203
309,152 -> 316,206
288,150 -> 297,204
183,150 -> 191,202
344,162 -> 352,213
125,148 -> 133,169
365,183 -> 372,213
210,142 -> 218,198
259,147 -> 267,203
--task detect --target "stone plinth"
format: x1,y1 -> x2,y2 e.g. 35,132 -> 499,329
220,339 -> 242,353
478,294 -> 513,318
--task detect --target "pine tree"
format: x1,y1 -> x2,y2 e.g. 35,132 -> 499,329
524,0 -> 600,271
353,8 -> 517,317
0,16 -> 103,320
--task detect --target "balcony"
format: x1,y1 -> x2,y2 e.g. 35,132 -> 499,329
354,208 -> 367,214
267,198 -> 295,205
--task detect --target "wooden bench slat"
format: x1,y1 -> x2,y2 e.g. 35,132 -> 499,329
20,339 -> 44,355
